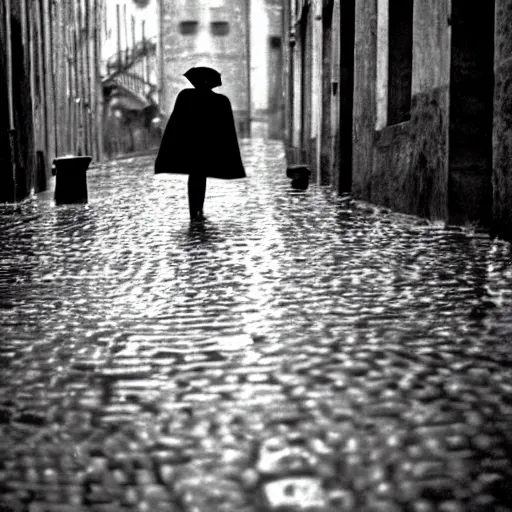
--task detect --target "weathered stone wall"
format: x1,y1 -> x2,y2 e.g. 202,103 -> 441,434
409,87 -> 449,219
371,121 -> 414,212
369,88 -> 448,219
408,0 -> 450,220
353,0 -> 450,221
336,0 -> 351,193
251,0 -> 283,117
160,0 -> 250,135
448,0 -> 495,228
493,0 -> 512,241
0,2 -> 35,202
266,0 -> 284,135
352,0 -> 377,200
0,14 -> 14,201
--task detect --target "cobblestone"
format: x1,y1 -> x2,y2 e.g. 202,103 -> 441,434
0,140 -> 512,511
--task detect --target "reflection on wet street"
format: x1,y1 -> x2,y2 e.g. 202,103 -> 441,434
1,140 -> 512,511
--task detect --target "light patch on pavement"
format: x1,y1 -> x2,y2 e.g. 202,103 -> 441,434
209,333 -> 254,351
263,477 -> 328,510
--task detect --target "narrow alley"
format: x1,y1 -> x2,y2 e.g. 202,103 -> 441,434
1,140 -> 512,511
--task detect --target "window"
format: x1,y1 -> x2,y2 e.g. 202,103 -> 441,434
210,21 -> 230,36
179,21 -> 198,35
387,0 -> 413,125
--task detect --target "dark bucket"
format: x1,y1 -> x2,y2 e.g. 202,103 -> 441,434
286,164 -> 311,190
54,156 -> 92,205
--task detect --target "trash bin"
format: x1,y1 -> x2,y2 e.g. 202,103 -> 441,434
53,155 -> 92,205
286,164 -> 311,190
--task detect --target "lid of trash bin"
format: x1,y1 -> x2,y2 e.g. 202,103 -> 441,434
54,155 -> 92,162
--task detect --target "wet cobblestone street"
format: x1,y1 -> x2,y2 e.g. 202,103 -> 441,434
1,139 -> 512,511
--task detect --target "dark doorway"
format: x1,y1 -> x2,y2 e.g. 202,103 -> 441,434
300,4 -> 313,163
338,0 -> 355,193
448,1 -> 495,227
387,0 -> 413,125
0,8 -> 33,201
320,1 -> 334,186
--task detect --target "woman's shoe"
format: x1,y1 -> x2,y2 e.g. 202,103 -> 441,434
190,210 -> 205,221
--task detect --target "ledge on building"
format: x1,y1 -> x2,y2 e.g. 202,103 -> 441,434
375,120 -> 411,148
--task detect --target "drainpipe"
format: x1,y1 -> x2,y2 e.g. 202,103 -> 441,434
5,0 -> 13,133
245,0 -> 252,138
157,0 -> 167,114
291,0 -> 301,153
287,0 -> 295,150
5,0 -> 18,202
313,0 -> 322,184
116,4 -> 122,73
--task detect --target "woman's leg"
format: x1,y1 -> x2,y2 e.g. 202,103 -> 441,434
188,174 -> 207,219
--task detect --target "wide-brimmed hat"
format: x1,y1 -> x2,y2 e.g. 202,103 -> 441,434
184,66 -> 222,89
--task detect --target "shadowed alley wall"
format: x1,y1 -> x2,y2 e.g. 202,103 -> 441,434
353,0 -> 450,221
284,0 -> 340,185
350,0 -> 512,241
493,0 -> 512,240
0,1 -> 35,202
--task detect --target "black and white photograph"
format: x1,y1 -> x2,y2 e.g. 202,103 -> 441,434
1,0 -> 512,510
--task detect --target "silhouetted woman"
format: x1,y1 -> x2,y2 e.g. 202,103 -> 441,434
154,67 -> 246,220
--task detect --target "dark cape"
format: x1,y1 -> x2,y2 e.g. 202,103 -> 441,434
154,88 -> 246,179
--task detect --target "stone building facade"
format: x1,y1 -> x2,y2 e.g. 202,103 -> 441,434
351,0 -> 512,240
493,1 -> 512,241
283,0 -> 341,188
0,0 -> 34,202
283,0 -> 512,242
158,0 -> 251,136
250,0 -> 285,139
1,0 -> 105,203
